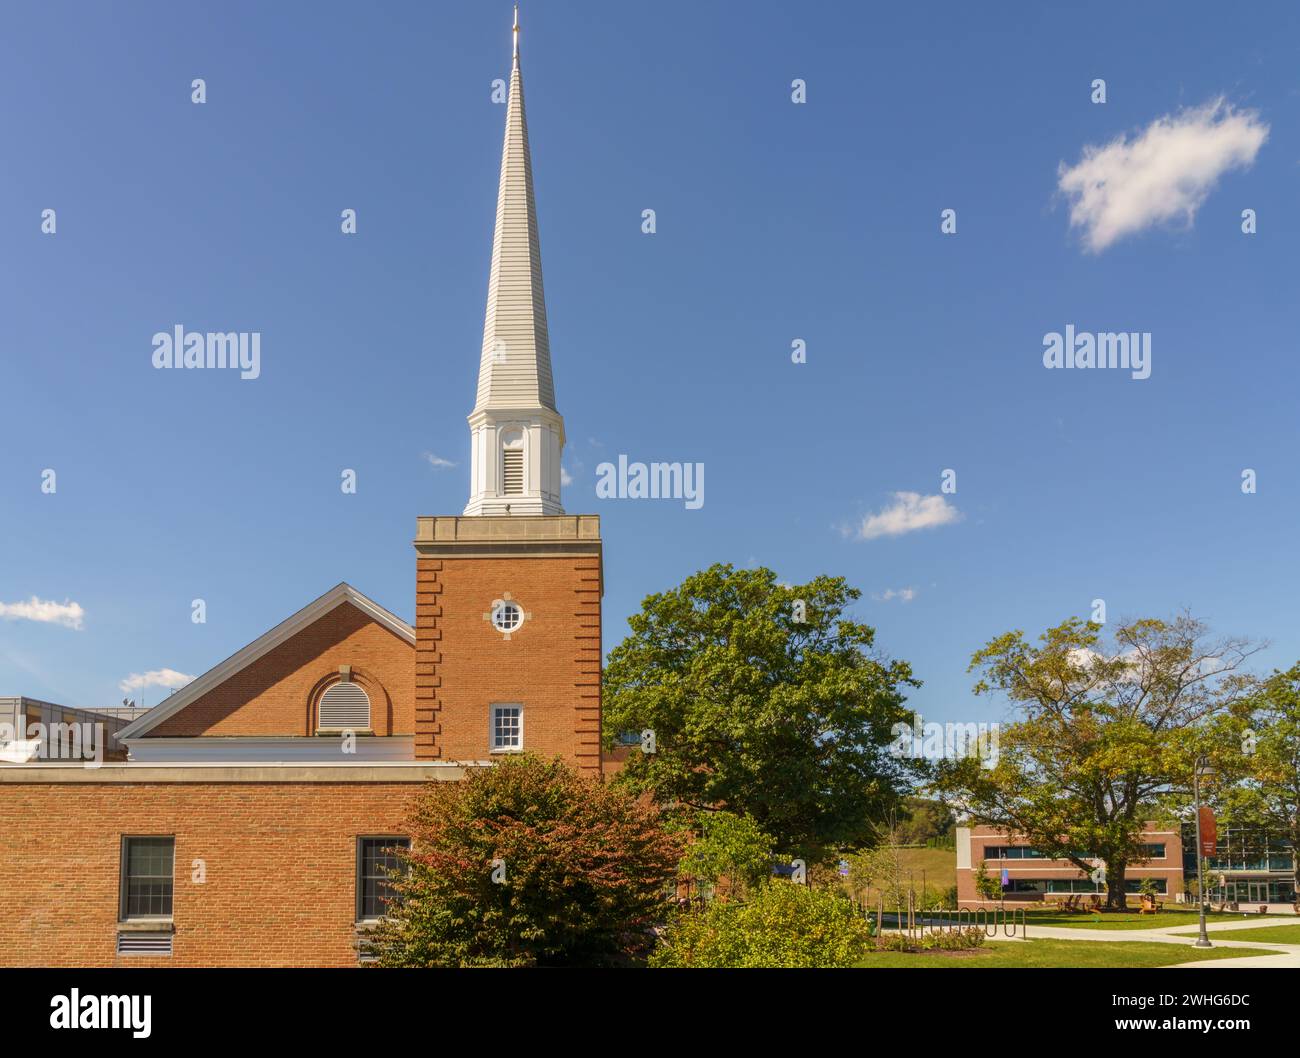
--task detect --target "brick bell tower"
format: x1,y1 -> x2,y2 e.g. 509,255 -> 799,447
414,9 -> 603,776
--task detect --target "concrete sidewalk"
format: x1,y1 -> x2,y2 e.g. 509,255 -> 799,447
1169,950 -> 1300,968
1021,916 -> 1300,967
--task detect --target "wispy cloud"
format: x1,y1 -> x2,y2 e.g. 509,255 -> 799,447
874,587 -> 918,603
0,596 -> 85,630
422,452 -> 455,469
119,668 -> 195,694
1058,96 -> 1268,252
848,492 -> 961,542
561,466 -> 573,486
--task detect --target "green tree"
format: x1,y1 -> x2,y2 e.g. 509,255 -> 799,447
678,810 -> 777,900
972,859 -> 1001,902
367,754 -> 682,967
847,815 -> 909,908
602,563 -> 918,860
894,796 -> 956,846
932,614 -> 1257,910
650,881 -> 874,968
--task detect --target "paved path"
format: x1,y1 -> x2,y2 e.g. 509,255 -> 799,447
882,915 -> 1300,966
1020,916 -> 1300,968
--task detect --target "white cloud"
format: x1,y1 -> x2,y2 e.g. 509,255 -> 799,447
422,452 -> 455,469
850,492 -> 962,541
1058,97 -> 1268,253
119,668 -> 195,694
561,466 -> 573,486
874,587 -> 918,603
0,596 -> 85,630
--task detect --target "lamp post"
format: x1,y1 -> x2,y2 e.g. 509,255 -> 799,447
1193,755 -> 1216,948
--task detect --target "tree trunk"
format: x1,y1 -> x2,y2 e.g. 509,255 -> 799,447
1106,863 -> 1128,910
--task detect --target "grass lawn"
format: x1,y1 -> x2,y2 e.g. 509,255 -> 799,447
893,846 -> 956,888
856,939 -> 1281,968
1022,910 -> 1289,931
1171,923 -> 1300,944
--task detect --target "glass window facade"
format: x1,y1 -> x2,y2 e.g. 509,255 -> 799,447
1184,826 -> 1296,874
1182,825 -> 1297,905
1003,877 -> 1167,894
984,843 -> 1165,861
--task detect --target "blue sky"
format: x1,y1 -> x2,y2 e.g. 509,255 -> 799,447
2,1 -> 1298,728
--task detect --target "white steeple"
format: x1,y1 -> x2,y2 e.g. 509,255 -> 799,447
464,5 -> 565,517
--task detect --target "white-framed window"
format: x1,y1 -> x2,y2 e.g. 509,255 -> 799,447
491,600 -> 524,634
491,704 -> 523,753
318,680 -> 371,731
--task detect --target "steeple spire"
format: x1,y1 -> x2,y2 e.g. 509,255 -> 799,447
464,6 -> 565,517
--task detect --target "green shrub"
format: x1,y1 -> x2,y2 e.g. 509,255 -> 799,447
366,754 -> 683,967
873,926 -> 985,952
919,927 -> 986,951
650,882 -> 874,968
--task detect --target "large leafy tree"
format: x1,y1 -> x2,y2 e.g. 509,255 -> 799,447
932,614 -> 1258,909
602,563 -> 918,860
367,754 -> 682,967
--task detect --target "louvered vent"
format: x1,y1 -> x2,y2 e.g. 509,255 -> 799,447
502,448 -> 524,495
117,932 -> 172,956
319,681 -> 370,730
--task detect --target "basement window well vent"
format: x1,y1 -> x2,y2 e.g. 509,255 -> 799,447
319,680 -> 371,731
117,932 -> 172,957
502,448 -> 524,495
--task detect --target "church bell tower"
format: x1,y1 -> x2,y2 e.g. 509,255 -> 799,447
415,8 -> 603,777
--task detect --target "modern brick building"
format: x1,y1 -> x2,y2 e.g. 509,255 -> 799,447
956,823 -> 1298,912
0,11 -> 605,967
955,823 -> 1187,907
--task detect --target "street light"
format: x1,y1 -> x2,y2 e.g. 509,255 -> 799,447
1192,756 -> 1217,949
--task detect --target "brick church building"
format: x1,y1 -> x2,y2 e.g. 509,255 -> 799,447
0,12 -> 605,967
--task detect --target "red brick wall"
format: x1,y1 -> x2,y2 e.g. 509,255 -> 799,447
149,603 -> 414,738
416,556 -> 602,774
0,780 -> 427,967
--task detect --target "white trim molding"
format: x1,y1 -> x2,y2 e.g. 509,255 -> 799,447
124,736 -> 416,764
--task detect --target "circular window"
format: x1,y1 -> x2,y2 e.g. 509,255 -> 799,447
492,601 -> 523,634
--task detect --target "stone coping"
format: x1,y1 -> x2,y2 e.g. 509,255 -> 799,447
414,514 -> 600,547
0,761 -> 486,783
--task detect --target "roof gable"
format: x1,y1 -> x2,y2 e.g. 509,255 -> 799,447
118,584 -> 414,740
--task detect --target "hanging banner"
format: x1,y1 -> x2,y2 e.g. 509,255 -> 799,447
1198,805 -> 1217,856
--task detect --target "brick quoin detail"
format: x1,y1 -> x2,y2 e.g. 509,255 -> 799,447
415,556 -> 602,775
413,516 -> 603,776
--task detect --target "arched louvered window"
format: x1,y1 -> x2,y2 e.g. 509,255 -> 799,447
501,429 -> 524,495
318,680 -> 371,731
